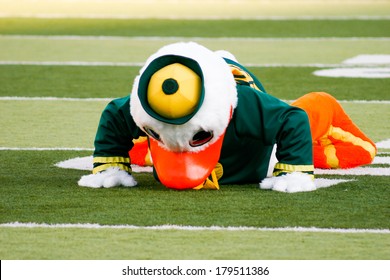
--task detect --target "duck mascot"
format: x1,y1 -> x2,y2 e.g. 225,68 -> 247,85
78,42 -> 376,192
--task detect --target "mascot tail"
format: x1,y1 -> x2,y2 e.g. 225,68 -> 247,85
292,92 -> 377,169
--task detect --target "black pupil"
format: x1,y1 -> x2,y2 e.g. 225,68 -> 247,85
162,78 -> 179,95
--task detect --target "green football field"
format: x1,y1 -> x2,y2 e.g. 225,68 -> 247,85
0,0 -> 389,262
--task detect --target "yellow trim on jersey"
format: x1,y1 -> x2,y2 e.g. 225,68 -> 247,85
229,64 -> 262,92
273,162 -> 314,172
93,156 -> 130,164
93,163 -> 132,174
273,162 -> 314,179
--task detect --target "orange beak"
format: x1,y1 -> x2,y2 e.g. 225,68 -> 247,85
149,134 -> 225,190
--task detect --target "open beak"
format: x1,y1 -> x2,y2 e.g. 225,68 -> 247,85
149,134 -> 225,190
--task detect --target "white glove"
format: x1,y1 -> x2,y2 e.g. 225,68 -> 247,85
259,172 -> 316,193
78,167 -> 137,188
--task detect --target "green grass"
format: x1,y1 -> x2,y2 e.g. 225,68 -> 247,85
2,0 -> 390,18
0,150 -> 389,259
1,65 -> 389,149
1,99 -> 389,149
0,13 -> 389,261
0,65 -> 137,98
1,65 -> 390,101
0,100 -> 107,148
2,37 -> 389,65
1,228 -> 389,260
1,18 -> 390,38
1,151 -> 389,229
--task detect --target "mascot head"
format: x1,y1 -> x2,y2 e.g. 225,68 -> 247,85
130,42 -> 238,189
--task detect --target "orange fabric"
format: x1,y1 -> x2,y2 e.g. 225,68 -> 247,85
292,92 -> 377,169
312,144 -> 330,169
292,92 -> 334,141
148,133 -> 226,190
129,137 -> 152,166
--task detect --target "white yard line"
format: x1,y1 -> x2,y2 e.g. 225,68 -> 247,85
377,139 -> 390,149
1,222 -> 388,234
3,61 -> 390,68
315,167 -> 390,176
1,36 -> 389,68
0,96 -> 113,102
52,154 -> 390,176
373,155 -> 390,164
0,147 -> 93,151
0,61 -> 144,67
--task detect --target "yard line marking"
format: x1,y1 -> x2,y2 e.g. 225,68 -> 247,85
0,61 -> 366,68
338,100 -> 390,104
313,67 -> 390,78
53,155 -> 390,176
53,154 -> 390,174
376,139 -> 390,149
0,61 -> 144,67
0,147 -> 93,151
373,155 -> 390,164
3,61 -> 390,68
0,61 -> 377,68
343,54 -> 390,65
1,222 -> 389,234
315,167 -> 390,176
53,155 -> 153,173
0,96 -> 113,102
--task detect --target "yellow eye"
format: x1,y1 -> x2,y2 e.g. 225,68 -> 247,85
147,63 -> 201,119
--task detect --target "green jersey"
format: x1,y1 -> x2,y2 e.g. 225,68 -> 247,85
92,59 -> 314,184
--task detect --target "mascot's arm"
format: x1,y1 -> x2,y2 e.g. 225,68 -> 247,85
260,106 -> 315,192
78,96 -> 144,188
235,88 -> 315,192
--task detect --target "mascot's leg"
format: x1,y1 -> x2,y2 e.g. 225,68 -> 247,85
129,136 -> 153,166
292,92 -> 377,169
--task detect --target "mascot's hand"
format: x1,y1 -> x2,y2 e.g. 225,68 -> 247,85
78,167 -> 137,188
259,172 -> 316,193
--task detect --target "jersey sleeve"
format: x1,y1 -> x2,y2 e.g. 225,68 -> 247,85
92,96 -> 145,174
234,86 -> 314,178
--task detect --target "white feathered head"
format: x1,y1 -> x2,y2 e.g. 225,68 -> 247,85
130,42 -> 238,189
